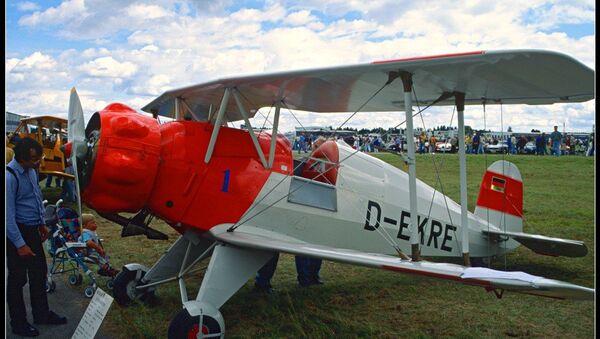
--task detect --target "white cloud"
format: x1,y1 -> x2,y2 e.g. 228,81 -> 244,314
16,2 -> 41,11
7,1 -> 596,133
18,0 -> 86,27
78,57 -> 138,78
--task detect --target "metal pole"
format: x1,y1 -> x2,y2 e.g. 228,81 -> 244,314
400,72 -> 420,261
204,88 -> 231,164
269,102 -> 282,169
175,97 -> 182,121
455,92 -> 470,266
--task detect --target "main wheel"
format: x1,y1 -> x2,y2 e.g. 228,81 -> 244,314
112,266 -> 154,306
168,307 -> 225,339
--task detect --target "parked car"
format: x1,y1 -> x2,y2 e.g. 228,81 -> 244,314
523,141 -> 536,154
435,141 -> 454,153
486,141 -> 509,154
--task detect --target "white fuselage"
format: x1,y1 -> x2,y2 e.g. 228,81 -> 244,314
241,141 -> 518,258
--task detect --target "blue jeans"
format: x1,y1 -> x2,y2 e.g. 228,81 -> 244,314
255,253 -> 279,288
46,175 -> 60,188
477,144 -> 484,154
553,141 -> 561,157
295,256 -> 322,286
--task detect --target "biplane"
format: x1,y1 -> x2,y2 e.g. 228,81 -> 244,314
64,49 -> 594,338
8,115 -> 74,181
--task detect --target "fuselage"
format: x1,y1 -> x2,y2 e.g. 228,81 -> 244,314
82,107 -> 518,258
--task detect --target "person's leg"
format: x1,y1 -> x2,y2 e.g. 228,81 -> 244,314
45,175 -> 52,188
255,253 -> 279,289
23,228 -> 50,321
7,238 -> 29,329
295,256 -> 311,286
309,258 -> 323,284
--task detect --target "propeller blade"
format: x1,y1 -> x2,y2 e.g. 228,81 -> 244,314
68,87 -> 86,229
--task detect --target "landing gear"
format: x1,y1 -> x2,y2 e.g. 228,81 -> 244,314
168,303 -> 225,339
112,265 -> 155,306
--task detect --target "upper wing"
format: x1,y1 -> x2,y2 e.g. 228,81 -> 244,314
210,226 -> 594,301
142,50 -> 594,122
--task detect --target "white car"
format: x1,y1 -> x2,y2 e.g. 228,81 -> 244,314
486,141 -> 509,154
435,141 -> 454,153
523,141 -> 536,154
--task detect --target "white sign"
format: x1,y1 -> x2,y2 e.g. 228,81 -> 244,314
72,288 -> 114,339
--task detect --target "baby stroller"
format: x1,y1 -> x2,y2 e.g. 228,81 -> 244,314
44,199 -> 115,298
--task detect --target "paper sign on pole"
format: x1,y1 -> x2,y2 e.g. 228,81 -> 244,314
72,288 -> 114,339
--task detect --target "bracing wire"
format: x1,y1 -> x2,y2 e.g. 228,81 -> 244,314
412,89 -> 461,252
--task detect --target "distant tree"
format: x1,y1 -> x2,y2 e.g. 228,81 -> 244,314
508,126 -> 513,132
531,129 -> 540,133
465,125 -> 473,136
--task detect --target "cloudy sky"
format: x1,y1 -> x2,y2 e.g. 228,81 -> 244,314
5,0 -> 596,134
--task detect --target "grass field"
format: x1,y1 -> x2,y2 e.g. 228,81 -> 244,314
44,152 -> 595,338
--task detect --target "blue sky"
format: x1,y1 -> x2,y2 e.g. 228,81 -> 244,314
5,0 -> 596,133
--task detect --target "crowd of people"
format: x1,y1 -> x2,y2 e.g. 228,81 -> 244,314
292,128 -> 595,157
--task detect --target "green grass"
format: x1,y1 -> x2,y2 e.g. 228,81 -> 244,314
42,153 -> 595,338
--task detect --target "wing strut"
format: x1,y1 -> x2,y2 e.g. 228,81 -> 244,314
204,88 -> 231,163
400,72 -> 421,262
455,92 -> 471,266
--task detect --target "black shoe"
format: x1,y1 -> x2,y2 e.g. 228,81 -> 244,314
12,323 -> 40,337
254,283 -> 275,294
34,311 -> 67,325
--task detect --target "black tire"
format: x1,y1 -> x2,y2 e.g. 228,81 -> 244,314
168,308 -> 223,339
112,267 -> 154,306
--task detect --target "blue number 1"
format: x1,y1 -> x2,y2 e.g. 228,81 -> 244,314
221,169 -> 230,192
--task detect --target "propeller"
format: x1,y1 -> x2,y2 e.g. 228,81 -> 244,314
67,88 -> 87,232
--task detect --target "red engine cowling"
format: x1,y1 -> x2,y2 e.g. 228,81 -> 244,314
81,103 -> 161,213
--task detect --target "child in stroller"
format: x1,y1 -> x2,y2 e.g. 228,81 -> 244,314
45,200 -> 116,298
79,214 -> 119,277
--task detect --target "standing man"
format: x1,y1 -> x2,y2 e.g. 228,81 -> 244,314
550,126 -> 562,157
7,137 -> 67,337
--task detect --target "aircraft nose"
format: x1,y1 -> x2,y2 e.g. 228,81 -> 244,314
80,107 -> 162,213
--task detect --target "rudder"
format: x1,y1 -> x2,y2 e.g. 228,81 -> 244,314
474,160 -> 523,233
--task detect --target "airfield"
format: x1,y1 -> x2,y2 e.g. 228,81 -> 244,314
33,151 -> 594,338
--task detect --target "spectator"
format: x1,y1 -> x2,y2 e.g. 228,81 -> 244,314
510,135 -> 517,154
472,132 -> 480,154
7,137 -> 67,337
465,134 -> 472,154
550,126 -> 562,157
586,134 -> 594,156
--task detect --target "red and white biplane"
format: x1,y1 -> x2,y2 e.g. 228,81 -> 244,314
65,49 -> 594,338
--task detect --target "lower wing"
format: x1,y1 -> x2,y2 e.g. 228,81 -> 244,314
210,226 -> 593,301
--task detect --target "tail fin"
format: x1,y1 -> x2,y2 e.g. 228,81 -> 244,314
475,160 -> 523,233
476,160 -> 588,258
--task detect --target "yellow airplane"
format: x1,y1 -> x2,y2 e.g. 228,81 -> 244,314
7,115 -> 74,181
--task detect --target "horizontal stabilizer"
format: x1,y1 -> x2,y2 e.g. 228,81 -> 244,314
482,229 -> 587,257
211,226 -> 593,300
